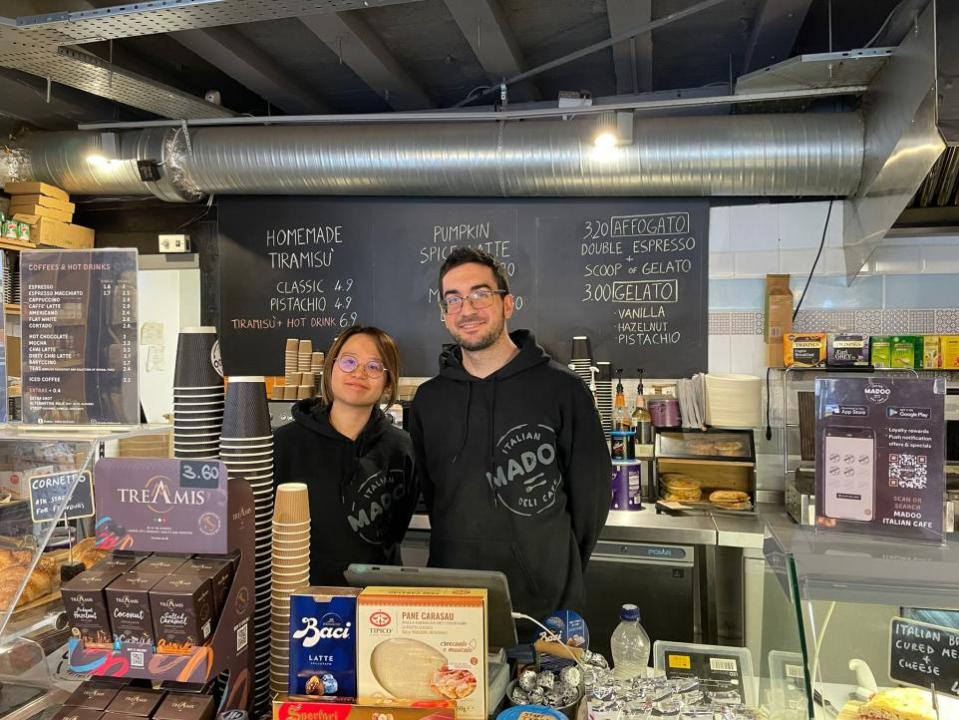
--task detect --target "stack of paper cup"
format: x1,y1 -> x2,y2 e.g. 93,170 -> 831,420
220,376 -> 273,715
173,328 -> 223,460
284,339 -> 298,375
297,340 -> 312,373
271,483 -> 310,694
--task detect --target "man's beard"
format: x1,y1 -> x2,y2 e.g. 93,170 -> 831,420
454,313 -> 505,351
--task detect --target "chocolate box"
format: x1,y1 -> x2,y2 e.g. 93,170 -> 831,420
153,693 -> 215,720
272,697 -> 455,720
150,574 -> 215,650
289,587 -> 360,698
105,572 -> 164,645
181,558 -> 234,613
52,709 -> 105,720
136,555 -> 189,575
64,683 -> 121,710
105,689 -> 166,717
61,570 -> 120,646
95,552 -> 150,572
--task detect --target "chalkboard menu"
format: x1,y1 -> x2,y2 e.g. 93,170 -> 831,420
28,469 -> 94,523
890,616 -> 959,698
21,249 -> 139,425
218,198 -> 708,378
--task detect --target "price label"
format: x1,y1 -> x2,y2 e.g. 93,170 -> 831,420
890,617 -> 959,698
180,460 -> 222,489
29,470 -> 95,523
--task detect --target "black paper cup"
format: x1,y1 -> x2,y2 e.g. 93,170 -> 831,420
175,327 -> 222,388
223,376 -> 271,439
570,336 -> 593,361
174,388 -> 225,398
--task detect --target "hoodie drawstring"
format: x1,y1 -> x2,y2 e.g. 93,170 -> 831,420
487,376 -> 498,508
451,382 -> 473,464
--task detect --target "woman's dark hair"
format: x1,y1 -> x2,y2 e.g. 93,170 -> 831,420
438,247 -> 510,296
323,325 -> 400,406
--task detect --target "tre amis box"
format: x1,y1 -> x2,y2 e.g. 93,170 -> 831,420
356,588 -> 487,720
272,696 -> 455,720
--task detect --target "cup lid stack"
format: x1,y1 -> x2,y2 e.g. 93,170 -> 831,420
271,483 -> 310,694
220,375 -> 273,715
594,362 -> 613,435
173,328 -> 223,460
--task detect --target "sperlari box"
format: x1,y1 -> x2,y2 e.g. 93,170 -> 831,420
356,588 -> 487,720
273,696 -> 456,720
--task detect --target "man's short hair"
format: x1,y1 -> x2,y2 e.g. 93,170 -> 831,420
438,247 -> 511,296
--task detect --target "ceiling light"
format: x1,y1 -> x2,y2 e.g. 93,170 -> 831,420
594,131 -> 617,148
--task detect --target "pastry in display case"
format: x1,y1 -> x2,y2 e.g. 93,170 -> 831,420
750,519 -> 959,719
0,426 -> 171,720
654,428 -> 756,511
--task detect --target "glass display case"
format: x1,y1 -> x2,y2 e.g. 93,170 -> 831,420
654,428 -> 757,510
753,519 -> 959,719
0,425 -> 172,720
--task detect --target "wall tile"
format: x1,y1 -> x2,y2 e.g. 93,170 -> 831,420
920,245 -> 959,274
729,335 -> 766,376
778,203 -> 823,249
734,250 -> 780,277
709,278 -> 764,310
730,204 -> 778,251
856,310 -> 884,335
709,206 -> 730,252
884,274 -> 959,309
873,246 -> 923,274
708,334 -> 731,374
780,248 -> 820,275
936,309 -> 959,333
709,313 -> 731,334
789,275 -> 883,309
709,251 -> 735,278
729,312 -> 763,335
882,309 -> 935,334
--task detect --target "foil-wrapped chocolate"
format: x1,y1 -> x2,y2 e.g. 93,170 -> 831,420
545,690 -> 565,707
560,665 -> 582,688
510,687 -> 530,705
518,670 -> 538,692
528,687 -> 546,705
536,671 -> 556,690
652,698 -> 683,717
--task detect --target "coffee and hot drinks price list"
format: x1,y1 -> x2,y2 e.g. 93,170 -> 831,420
581,211 -> 694,348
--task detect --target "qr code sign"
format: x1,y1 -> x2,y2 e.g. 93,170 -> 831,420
130,650 -> 145,669
888,453 -> 928,490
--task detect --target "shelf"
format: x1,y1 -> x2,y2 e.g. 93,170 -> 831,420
777,365 -> 959,373
4,304 -> 19,315
656,457 -> 755,468
0,239 -> 36,253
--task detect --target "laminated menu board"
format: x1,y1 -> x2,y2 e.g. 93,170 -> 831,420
20,249 -> 138,425
815,377 -> 946,542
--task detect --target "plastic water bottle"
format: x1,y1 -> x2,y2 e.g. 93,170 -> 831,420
610,604 -> 650,680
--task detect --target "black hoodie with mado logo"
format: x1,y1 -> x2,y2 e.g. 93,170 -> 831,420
273,400 -> 417,586
410,330 -> 612,621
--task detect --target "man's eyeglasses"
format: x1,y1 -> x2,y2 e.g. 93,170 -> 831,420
440,288 -> 508,314
334,355 -> 387,378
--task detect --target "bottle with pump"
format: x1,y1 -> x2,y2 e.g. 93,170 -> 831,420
613,369 -> 630,431
631,368 -> 653,455
610,603 -> 651,680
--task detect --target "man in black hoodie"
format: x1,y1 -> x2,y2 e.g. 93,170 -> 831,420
410,247 -> 611,623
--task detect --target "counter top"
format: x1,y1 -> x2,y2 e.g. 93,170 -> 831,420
411,502 -> 780,549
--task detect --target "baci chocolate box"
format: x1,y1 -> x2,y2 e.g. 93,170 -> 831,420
64,683 -> 121,710
181,558 -> 234,614
150,574 -> 215,650
105,572 -> 163,645
289,587 -> 360,698
136,555 -> 188,575
106,689 -> 166,717
61,569 -> 120,646
153,693 -> 215,720
52,708 -> 105,720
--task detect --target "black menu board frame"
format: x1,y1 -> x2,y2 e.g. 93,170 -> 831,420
21,248 -> 139,425
218,197 -> 708,378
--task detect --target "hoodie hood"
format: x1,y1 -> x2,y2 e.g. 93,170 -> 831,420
291,397 -> 391,452
438,329 -> 551,382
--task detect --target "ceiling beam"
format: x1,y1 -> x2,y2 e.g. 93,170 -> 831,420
742,0 -> 814,74
300,12 -> 432,110
606,0 -> 652,94
442,0 -> 538,99
172,27 -> 330,114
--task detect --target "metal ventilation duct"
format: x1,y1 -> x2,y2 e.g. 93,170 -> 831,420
10,112 -> 864,200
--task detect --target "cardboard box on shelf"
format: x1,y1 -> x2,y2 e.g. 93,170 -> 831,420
764,274 -> 792,367
273,697 -> 456,720
3,181 -> 70,202
8,193 -> 75,214
13,214 -> 94,249
9,203 -> 72,223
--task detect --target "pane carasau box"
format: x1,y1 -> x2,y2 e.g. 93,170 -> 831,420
356,587 -> 487,720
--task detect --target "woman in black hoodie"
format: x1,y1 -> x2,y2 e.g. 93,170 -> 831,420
273,326 -> 417,585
